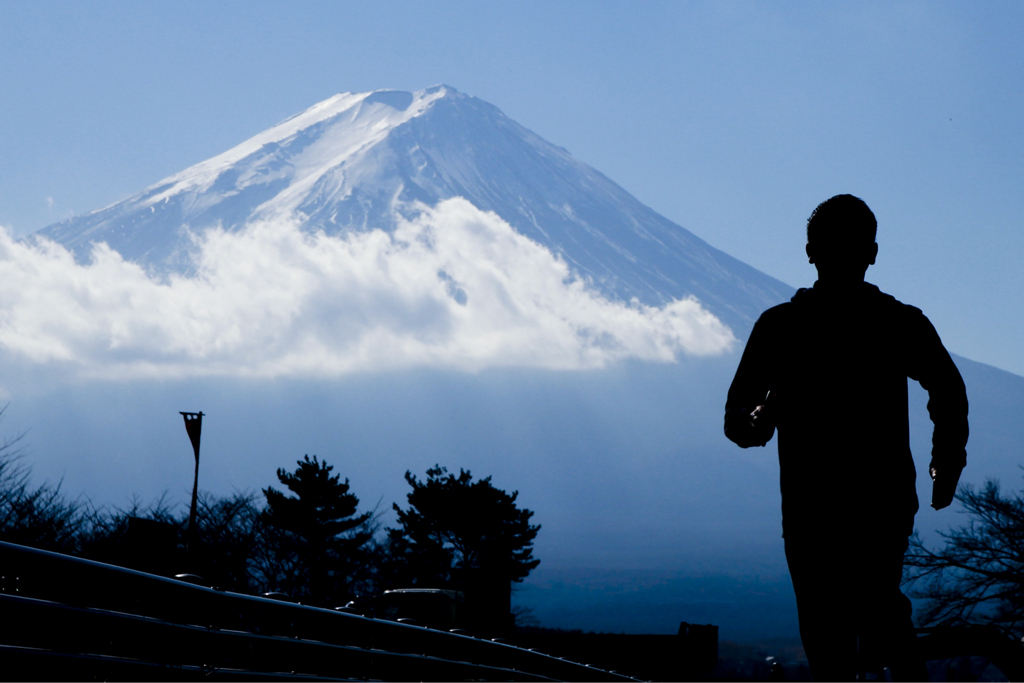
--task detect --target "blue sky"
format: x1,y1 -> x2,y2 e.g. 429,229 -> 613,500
2,0 -> 1022,375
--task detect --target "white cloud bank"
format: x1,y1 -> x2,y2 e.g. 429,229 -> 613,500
0,198 -> 735,379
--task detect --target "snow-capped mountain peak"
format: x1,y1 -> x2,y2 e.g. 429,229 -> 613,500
36,85 -> 791,334
144,87 -> 450,212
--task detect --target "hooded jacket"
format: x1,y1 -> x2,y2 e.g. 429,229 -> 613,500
724,281 -> 968,540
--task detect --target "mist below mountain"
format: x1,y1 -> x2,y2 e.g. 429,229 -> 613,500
4,350 -> 1020,640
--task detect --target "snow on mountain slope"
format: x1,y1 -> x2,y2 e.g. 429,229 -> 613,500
36,86 -> 792,336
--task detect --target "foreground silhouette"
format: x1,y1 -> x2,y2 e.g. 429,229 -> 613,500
725,194 -> 969,680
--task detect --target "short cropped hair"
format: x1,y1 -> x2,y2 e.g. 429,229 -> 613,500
807,194 -> 877,246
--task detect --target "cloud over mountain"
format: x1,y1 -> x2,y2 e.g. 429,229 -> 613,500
1,199 -> 734,379
38,86 -> 793,336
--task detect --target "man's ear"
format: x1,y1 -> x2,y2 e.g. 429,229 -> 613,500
806,243 -> 815,264
868,242 -> 878,266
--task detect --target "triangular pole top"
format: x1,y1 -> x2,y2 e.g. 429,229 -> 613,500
180,411 -> 204,462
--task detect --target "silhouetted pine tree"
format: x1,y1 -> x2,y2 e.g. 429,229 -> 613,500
389,465 -> 540,588
262,455 -> 372,605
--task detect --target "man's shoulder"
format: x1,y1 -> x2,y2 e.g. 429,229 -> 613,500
754,286 -> 816,324
866,284 -> 926,320
754,300 -> 797,327
752,283 -> 930,328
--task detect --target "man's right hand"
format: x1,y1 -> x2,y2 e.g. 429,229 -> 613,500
740,405 -> 776,447
724,396 -> 777,449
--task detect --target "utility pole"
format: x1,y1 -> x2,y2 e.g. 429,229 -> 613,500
180,411 -> 204,555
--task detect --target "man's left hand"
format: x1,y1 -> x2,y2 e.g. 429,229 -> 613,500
930,465 -> 963,510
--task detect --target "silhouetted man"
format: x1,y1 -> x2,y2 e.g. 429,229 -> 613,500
724,195 -> 968,681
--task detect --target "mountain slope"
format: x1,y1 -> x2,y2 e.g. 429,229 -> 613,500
37,86 -> 792,335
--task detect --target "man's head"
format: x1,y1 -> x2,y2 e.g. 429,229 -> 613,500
805,194 -> 878,283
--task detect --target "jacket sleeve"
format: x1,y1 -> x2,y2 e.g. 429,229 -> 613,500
907,310 -> 969,471
724,315 -> 776,448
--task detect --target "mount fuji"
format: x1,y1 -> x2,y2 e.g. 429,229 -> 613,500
38,85 -> 790,336
12,86 -> 1024,640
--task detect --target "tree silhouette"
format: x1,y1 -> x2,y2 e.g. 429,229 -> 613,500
389,465 -> 540,588
262,455 -> 372,605
0,413 -> 84,555
905,477 -> 1024,632
190,491 -> 262,592
78,494 -> 180,575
